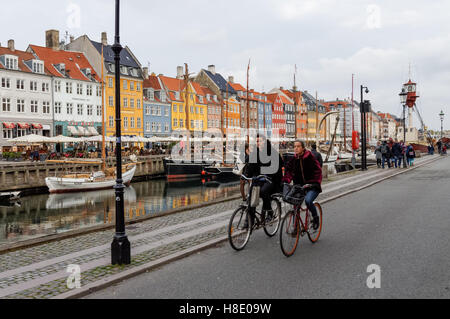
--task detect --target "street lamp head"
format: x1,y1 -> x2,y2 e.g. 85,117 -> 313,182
439,110 -> 445,121
399,90 -> 408,104
365,88 -> 369,94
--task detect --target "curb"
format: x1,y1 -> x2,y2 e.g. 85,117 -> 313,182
60,155 -> 442,299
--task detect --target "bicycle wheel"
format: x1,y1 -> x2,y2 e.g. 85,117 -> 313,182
307,203 -> 323,243
264,198 -> 281,237
228,206 -> 252,251
280,210 -> 300,257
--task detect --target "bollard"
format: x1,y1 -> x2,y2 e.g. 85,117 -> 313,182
322,164 -> 329,180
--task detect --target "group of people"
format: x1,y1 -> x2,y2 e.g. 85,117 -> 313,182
240,136 -> 323,230
436,140 -> 448,155
374,139 -> 416,169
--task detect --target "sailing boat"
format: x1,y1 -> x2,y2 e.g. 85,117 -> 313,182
45,44 -> 136,194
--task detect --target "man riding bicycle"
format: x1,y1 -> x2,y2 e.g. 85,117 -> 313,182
282,140 -> 323,230
245,135 -> 283,225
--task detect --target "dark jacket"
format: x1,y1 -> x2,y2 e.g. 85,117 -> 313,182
392,143 -> 402,157
282,150 -> 323,193
311,149 -> 323,168
247,141 -> 284,188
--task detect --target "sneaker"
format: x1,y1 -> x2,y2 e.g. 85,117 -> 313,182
312,216 -> 320,230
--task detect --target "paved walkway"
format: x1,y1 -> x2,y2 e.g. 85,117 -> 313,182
0,154 -> 441,299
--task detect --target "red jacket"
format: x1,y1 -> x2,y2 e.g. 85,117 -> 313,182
282,150 -> 323,192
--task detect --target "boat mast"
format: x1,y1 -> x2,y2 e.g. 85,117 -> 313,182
246,59 -> 250,144
184,63 -> 190,147
101,45 -> 106,172
293,65 -> 297,139
315,91 -> 319,145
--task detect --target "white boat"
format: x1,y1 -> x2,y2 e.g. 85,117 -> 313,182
45,164 -> 136,194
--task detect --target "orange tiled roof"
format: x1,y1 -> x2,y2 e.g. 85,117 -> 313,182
29,45 -> 100,82
0,46 -> 52,75
229,82 -> 246,92
143,75 -> 161,90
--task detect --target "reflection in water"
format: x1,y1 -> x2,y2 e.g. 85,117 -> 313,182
0,178 -> 240,245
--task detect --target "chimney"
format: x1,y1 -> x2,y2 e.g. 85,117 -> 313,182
101,32 -> 108,46
46,30 -> 60,50
7,39 -> 15,51
208,65 -> 216,75
228,76 -> 234,83
143,67 -> 149,79
280,86 -> 284,90
176,66 -> 183,79
70,35 -> 74,43
293,85 -> 298,91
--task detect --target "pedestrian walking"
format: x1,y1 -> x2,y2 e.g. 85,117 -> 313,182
406,144 -> 415,166
375,141 -> 382,168
310,144 -> 323,168
392,140 -> 402,168
381,141 -> 391,169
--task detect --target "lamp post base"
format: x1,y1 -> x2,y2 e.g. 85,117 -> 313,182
111,235 -> 131,265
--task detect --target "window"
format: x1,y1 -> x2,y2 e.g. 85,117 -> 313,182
2,98 -> 11,112
43,101 -> 50,114
31,100 -> 38,113
130,81 -> 134,91
66,82 -> 73,94
108,78 -> 113,88
32,61 -> 44,74
151,122 -> 156,132
200,108 -> 203,115
109,96 -> 114,107
146,122 -> 151,132
145,104 -> 150,115
5,56 -> 18,70
97,105 -> 102,116
173,105 -> 177,113
130,117 -> 135,128
109,116 -> 114,128
149,90 -> 155,100
165,123 -> 169,132
77,104 -> 83,115
96,86 -> 102,97
54,102 -> 62,114
179,119 -> 183,128
123,98 -> 128,107
66,103 -> 73,115
54,80 -> 61,92
191,120 -> 194,129
173,118 -> 178,127
157,106 -> 162,116
87,105 -> 93,116
17,99 -> 25,113
1,78 -> 10,88
77,83 -> 83,95
130,99 -> 134,108
190,106 -> 194,114
179,105 -> 184,113
136,82 -> 141,91
124,117 -> 128,129
123,80 -> 128,90
158,123 -> 162,132
42,82 -> 49,92
137,99 -> 141,109
195,107 -> 199,114
161,91 -> 166,102
137,118 -> 141,128
86,85 -> 93,96
165,107 -> 169,117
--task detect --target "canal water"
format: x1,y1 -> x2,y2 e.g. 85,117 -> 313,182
0,178 -> 241,245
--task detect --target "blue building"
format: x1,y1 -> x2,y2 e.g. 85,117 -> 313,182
257,93 -> 272,138
143,74 -> 172,138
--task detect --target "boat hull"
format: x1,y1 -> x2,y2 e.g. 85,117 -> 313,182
45,166 -> 136,194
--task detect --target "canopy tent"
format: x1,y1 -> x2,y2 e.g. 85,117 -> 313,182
7,134 -> 52,144
46,135 -> 83,143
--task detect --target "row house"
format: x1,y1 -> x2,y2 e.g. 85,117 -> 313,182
195,66 -> 239,136
301,91 -> 327,142
0,40 -> 53,152
256,91 -> 272,136
266,93 -> 286,137
28,40 -> 102,145
67,32 -> 144,138
283,89 -> 305,139
143,72 -> 172,137
377,112 -> 398,141
269,88 -> 296,138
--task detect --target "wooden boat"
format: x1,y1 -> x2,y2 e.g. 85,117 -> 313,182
45,163 -> 136,194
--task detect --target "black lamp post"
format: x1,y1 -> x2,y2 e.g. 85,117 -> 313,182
360,85 -> 369,171
111,0 -> 131,265
399,89 -> 408,168
439,110 -> 445,140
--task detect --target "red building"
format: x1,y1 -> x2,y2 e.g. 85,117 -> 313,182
266,93 -> 286,137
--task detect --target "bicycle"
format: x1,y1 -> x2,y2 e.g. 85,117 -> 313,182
228,175 -> 282,251
279,184 -> 323,257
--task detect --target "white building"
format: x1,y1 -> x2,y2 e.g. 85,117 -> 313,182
28,39 -> 102,143
0,40 -> 53,152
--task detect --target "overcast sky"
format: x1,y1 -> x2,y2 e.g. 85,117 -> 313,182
1,0 -> 449,130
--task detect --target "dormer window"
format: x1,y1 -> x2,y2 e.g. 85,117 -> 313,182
199,96 -> 203,103
32,60 -> 44,74
206,94 -> 210,101
175,91 -> 180,100
120,66 -> 128,74
149,89 -> 155,100
4,55 -> 18,70
161,91 -> 166,102
213,95 -> 218,102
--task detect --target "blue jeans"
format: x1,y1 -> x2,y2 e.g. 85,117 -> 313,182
382,155 -> 390,168
304,189 -> 320,218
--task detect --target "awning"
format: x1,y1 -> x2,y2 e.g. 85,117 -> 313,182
68,126 -> 79,136
77,126 -> 88,136
2,123 -> 15,129
87,126 -> 99,136
32,123 -> 43,129
17,123 -> 30,129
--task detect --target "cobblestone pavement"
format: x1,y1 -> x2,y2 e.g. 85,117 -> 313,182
0,155 -> 441,299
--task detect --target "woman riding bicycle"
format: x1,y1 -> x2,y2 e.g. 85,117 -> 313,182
246,135 -> 283,224
282,140 -> 323,230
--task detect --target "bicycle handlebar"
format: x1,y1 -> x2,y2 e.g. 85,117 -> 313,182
241,174 -> 272,183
